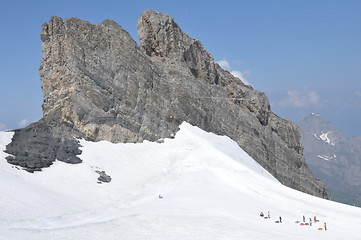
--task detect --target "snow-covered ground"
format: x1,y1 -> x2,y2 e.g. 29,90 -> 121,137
0,122 -> 360,240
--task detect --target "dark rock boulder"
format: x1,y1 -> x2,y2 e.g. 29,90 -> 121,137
96,170 -> 112,183
5,119 -> 82,172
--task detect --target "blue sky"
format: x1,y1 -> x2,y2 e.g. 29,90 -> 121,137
0,0 -> 360,136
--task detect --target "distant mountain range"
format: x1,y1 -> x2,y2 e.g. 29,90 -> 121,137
300,113 -> 361,206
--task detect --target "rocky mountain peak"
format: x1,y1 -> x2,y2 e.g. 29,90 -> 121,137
300,113 -> 361,206
138,9 -> 218,85
138,9 -> 185,58
300,113 -> 344,146
5,10 -> 326,198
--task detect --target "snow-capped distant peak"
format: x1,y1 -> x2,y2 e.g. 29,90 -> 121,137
314,131 -> 335,145
317,154 -> 337,161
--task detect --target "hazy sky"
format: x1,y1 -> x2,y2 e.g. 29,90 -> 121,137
1,0 -> 360,136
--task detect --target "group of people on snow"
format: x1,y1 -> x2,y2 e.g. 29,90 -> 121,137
259,211 -> 270,219
260,211 -> 281,223
260,212 -> 327,231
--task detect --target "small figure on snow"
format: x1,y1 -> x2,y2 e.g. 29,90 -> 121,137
158,195 -> 163,199
279,216 -> 282,223
268,211 -> 270,218
303,215 -> 305,222
314,216 -> 317,223
324,222 -> 327,231
260,212 -> 264,217
309,218 -> 312,226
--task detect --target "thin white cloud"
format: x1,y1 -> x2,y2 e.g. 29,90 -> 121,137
356,90 -> 361,97
0,122 -> 7,131
216,60 -> 231,71
230,71 -> 250,85
230,70 -> 243,79
18,119 -> 29,127
215,59 -> 251,86
280,89 -> 320,108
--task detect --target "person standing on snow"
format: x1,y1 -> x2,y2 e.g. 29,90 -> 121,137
279,216 -> 282,223
324,222 -> 327,231
303,215 -> 305,222
268,211 -> 270,218
309,218 -> 312,226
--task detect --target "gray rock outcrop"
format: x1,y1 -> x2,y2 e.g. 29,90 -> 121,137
96,170 -> 112,183
5,10 -> 327,198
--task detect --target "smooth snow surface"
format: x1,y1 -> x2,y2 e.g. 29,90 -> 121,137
1,122 -> 361,240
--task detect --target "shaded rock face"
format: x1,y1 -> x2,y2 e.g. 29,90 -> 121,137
5,119 -> 83,172
5,10 -> 326,198
300,113 -> 361,206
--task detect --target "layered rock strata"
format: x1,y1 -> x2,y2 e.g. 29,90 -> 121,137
5,10 -> 327,197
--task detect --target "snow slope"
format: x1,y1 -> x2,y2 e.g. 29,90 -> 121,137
0,122 -> 360,240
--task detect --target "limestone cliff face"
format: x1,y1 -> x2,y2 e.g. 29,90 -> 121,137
5,10 -> 327,198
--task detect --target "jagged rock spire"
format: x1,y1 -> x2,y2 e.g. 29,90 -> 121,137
5,10 -> 327,198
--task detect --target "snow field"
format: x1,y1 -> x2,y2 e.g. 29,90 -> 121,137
0,122 -> 361,239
